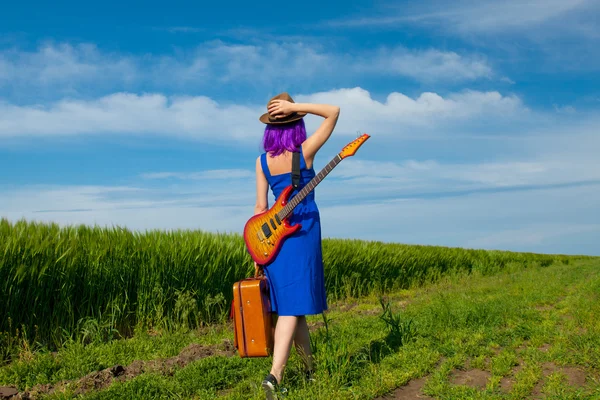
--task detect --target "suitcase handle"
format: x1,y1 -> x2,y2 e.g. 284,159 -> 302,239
254,263 -> 264,278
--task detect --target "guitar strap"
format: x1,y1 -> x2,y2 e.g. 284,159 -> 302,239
291,149 -> 301,190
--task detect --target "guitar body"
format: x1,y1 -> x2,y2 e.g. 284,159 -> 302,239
243,185 -> 301,266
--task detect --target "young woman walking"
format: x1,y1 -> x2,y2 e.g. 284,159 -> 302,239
254,92 -> 340,399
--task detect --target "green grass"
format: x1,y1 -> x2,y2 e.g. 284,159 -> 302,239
2,257 -> 599,399
1,217 -> 584,355
0,325 -> 228,390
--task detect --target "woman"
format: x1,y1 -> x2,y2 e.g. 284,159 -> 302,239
254,92 -> 340,399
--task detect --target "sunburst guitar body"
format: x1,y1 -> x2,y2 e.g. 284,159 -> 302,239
244,133 -> 370,265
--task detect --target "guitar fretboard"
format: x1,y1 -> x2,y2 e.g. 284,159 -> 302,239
277,154 -> 343,220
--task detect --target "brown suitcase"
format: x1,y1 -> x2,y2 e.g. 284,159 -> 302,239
232,275 -> 274,357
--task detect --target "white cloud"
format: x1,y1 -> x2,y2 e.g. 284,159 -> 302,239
0,41 -> 329,94
0,87 -> 526,139
0,43 -> 137,91
471,0 -> 594,33
0,93 -> 262,140
317,111 -> 600,201
212,43 -> 494,84
318,157 -> 600,205
330,159 -> 550,187
332,0 -> 597,35
0,41 -> 495,97
304,87 -> 523,119
364,48 -> 493,82
298,87 -> 526,136
326,1 -> 600,72
430,0 -> 591,33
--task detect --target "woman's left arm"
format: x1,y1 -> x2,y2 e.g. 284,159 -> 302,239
255,156 -> 268,215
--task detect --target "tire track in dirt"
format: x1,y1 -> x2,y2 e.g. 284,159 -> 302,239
375,377 -> 433,399
0,339 -> 235,399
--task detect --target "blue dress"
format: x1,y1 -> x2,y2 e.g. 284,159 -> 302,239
260,146 -> 328,316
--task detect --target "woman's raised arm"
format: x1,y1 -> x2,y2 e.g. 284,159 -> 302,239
267,100 -> 340,165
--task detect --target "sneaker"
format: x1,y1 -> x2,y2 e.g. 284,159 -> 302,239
305,370 -> 316,383
262,373 -> 286,400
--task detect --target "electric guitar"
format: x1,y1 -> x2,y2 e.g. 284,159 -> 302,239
243,133 -> 370,265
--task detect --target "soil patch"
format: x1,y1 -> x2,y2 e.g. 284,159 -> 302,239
538,344 -> 551,352
358,307 -> 381,316
531,362 -> 587,398
541,362 -> 586,386
561,366 -> 587,387
0,387 -> 18,399
374,377 -> 433,399
336,302 -> 358,313
450,369 -> 491,389
499,364 -> 523,393
12,339 -> 235,399
307,321 -> 325,332
516,343 -> 528,352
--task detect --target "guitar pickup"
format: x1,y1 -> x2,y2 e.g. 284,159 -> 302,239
261,223 -> 272,238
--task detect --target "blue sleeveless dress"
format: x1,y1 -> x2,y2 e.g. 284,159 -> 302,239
260,146 -> 328,316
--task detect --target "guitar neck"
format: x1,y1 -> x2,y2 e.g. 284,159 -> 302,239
278,154 -> 343,220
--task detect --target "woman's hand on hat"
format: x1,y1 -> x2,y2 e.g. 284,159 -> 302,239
268,99 -> 294,119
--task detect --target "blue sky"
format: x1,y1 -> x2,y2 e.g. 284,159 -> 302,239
1,0 -> 599,255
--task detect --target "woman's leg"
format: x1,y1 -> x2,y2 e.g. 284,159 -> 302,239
293,316 -> 313,373
270,316 -> 298,383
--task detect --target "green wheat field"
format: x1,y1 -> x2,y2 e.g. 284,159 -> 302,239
1,217 -> 599,399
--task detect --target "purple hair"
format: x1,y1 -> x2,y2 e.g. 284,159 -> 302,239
262,119 -> 307,157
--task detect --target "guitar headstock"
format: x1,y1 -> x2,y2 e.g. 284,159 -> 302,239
339,133 -> 370,159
